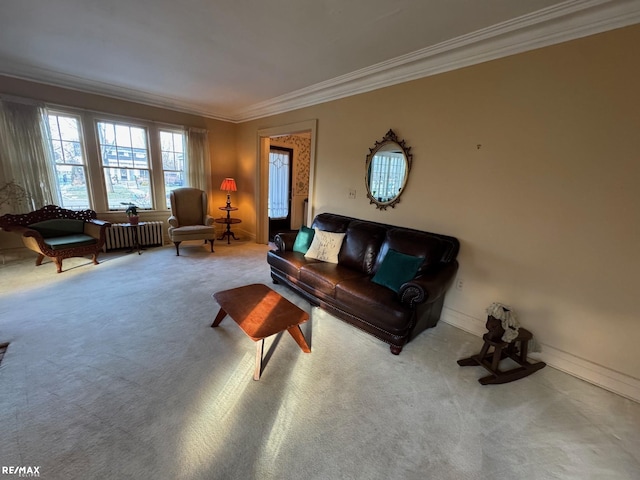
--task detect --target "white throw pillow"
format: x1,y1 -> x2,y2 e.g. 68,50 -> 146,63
304,228 -> 346,264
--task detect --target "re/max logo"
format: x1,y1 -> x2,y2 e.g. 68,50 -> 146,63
1,466 -> 41,477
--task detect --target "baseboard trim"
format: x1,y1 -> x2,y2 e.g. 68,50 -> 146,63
441,307 -> 640,403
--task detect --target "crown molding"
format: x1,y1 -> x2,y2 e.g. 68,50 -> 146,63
234,0 -> 640,122
2,0 -> 639,123
0,62 -> 237,123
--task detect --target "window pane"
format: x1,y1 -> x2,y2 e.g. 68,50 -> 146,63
48,117 -> 60,139
159,129 -> 186,209
98,121 -> 152,210
58,116 -> 80,141
164,171 -> 185,208
52,142 -> 63,163
47,113 -> 90,210
98,122 -> 115,145
160,131 -> 173,152
133,148 -> 148,168
115,124 -> 132,147
57,165 -> 90,209
131,127 -> 146,149
162,151 -> 175,170
61,141 -> 83,164
173,132 -> 183,153
268,150 -> 290,218
103,168 -> 152,210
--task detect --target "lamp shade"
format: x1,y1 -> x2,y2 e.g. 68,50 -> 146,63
220,178 -> 237,192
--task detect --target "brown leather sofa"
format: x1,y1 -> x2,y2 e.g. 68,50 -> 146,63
267,213 -> 459,354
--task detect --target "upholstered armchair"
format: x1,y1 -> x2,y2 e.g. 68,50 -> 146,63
168,188 -> 215,256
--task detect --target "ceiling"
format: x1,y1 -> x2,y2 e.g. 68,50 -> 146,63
1,0 -> 638,122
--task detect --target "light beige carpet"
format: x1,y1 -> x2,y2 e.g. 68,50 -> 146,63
1,241 -> 639,479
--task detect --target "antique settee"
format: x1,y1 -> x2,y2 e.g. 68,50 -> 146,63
267,213 -> 460,354
0,205 -> 111,273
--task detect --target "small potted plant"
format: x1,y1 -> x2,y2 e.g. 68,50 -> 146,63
122,202 -> 139,225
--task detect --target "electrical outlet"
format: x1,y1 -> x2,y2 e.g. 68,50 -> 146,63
456,278 -> 464,291
348,189 -> 356,199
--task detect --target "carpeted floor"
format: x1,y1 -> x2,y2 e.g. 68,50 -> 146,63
1,240 -> 639,479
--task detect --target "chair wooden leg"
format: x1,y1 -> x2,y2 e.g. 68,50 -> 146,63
209,239 -> 214,253
173,241 -> 181,256
53,257 -> 63,273
35,254 -> 45,266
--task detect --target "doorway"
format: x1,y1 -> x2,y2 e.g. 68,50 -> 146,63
268,146 -> 293,240
257,120 -> 317,245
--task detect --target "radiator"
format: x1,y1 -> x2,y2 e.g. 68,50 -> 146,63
103,221 -> 164,251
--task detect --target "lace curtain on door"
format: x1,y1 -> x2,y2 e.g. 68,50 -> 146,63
268,150 -> 290,219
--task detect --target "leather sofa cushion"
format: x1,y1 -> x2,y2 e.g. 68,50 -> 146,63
335,277 -> 412,334
374,228 -> 445,275
338,220 -> 387,274
268,250 -> 320,280
311,213 -> 351,233
300,262 -> 367,297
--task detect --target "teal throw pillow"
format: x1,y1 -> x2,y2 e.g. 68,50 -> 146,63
371,249 -> 423,293
292,225 -> 315,254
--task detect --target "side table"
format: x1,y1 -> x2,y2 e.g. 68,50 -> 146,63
122,222 -> 146,255
215,217 -> 241,244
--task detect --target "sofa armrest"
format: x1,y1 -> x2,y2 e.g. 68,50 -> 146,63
398,261 -> 459,307
1,225 -> 34,236
84,219 -> 111,239
273,231 -> 298,251
89,219 -> 111,227
5,226 -> 48,251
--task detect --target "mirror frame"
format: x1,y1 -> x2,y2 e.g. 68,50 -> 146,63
365,129 -> 413,210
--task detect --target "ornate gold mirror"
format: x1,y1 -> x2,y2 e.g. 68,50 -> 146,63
365,129 -> 412,210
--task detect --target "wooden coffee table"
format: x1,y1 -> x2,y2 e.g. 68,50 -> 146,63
211,283 -> 311,380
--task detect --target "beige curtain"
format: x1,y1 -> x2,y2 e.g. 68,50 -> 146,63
186,128 -> 210,193
0,99 -> 58,213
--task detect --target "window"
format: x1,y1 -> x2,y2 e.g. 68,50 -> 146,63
47,113 -> 91,209
160,130 -> 186,208
268,148 -> 291,219
97,121 -> 152,210
41,107 -> 190,213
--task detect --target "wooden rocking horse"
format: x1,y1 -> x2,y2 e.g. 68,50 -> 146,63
457,304 -> 546,385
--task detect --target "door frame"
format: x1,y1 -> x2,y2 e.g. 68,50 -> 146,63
256,119 -> 317,244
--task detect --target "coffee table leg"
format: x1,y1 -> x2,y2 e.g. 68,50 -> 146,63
254,339 -> 264,380
211,308 -> 227,328
287,325 -> 311,353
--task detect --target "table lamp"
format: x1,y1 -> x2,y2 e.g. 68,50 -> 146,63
220,178 -> 237,209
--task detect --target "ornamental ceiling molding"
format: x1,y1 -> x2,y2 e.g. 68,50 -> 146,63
2,0 -> 639,123
234,0 -> 640,121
